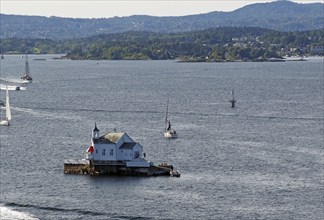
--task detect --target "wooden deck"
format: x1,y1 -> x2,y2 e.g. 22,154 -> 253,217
64,159 -> 180,177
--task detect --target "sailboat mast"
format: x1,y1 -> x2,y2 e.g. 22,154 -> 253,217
230,89 -> 236,108
165,96 -> 169,131
25,55 -> 30,77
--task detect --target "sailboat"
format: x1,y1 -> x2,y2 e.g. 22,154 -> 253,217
163,97 -> 178,139
229,89 -> 237,108
0,86 -> 12,126
21,54 -> 33,83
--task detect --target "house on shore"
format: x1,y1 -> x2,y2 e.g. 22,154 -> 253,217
64,124 -> 180,177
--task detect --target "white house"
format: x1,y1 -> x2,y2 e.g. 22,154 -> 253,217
86,124 -> 149,167
64,123 -> 179,176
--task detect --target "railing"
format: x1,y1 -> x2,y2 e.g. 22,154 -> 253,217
93,160 -> 126,165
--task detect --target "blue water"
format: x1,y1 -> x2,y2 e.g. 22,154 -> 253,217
0,55 -> 323,219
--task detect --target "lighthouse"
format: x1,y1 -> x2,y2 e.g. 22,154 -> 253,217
64,123 -> 180,177
92,123 -> 100,139
86,123 -> 99,161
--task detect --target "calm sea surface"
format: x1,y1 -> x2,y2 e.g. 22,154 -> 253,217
0,55 -> 323,219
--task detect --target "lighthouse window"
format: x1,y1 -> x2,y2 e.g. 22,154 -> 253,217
110,149 -> 113,156
102,149 -> 106,156
134,151 -> 139,159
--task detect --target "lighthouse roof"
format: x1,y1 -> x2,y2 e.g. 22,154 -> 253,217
94,136 -> 114,144
103,132 -> 128,143
93,123 -> 99,131
93,132 -> 128,144
92,131 -> 136,146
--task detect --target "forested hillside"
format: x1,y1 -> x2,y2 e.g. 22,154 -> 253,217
1,27 -> 323,61
0,1 -> 322,40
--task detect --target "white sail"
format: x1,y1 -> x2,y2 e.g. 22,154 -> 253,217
5,86 -> 11,121
163,95 -> 178,138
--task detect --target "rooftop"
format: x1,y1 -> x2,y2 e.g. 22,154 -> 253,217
103,132 -> 126,143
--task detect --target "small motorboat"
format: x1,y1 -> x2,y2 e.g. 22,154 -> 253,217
170,170 -> 181,177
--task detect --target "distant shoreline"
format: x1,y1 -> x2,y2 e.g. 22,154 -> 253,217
1,54 -> 322,63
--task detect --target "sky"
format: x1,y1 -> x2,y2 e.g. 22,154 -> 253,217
0,0 -> 322,18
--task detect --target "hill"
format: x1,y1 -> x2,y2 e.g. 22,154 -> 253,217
0,1 -> 323,40
1,27 -> 323,61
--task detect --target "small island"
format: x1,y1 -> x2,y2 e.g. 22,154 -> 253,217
64,124 -> 180,177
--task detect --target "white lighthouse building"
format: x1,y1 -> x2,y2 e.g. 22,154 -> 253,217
64,123 -> 180,177
86,124 -> 150,168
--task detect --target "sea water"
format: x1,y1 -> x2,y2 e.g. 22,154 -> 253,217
0,55 -> 323,219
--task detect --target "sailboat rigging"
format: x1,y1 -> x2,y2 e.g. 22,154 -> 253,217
164,96 -> 178,139
229,89 -> 237,108
21,54 -> 33,83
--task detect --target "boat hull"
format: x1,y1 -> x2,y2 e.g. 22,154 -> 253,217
21,79 -> 32,84
164,131 -> 178,139
0,120 -> 9,126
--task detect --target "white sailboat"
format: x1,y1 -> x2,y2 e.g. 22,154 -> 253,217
21,54 -> 33,83
0,86 -> 12,126
163,96 -> 178,139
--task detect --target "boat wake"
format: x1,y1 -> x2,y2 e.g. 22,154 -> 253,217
0,84 -> 27,91
1,202 -> 150,219
244,114 -> 324,121
11,107 -> 83,120
0,203 -> 38,220
0,77 -> 22,84
1,202 -> 104,219
10,106 -> 324,122
186,111 -> 323,121
16,106 -> 163,115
